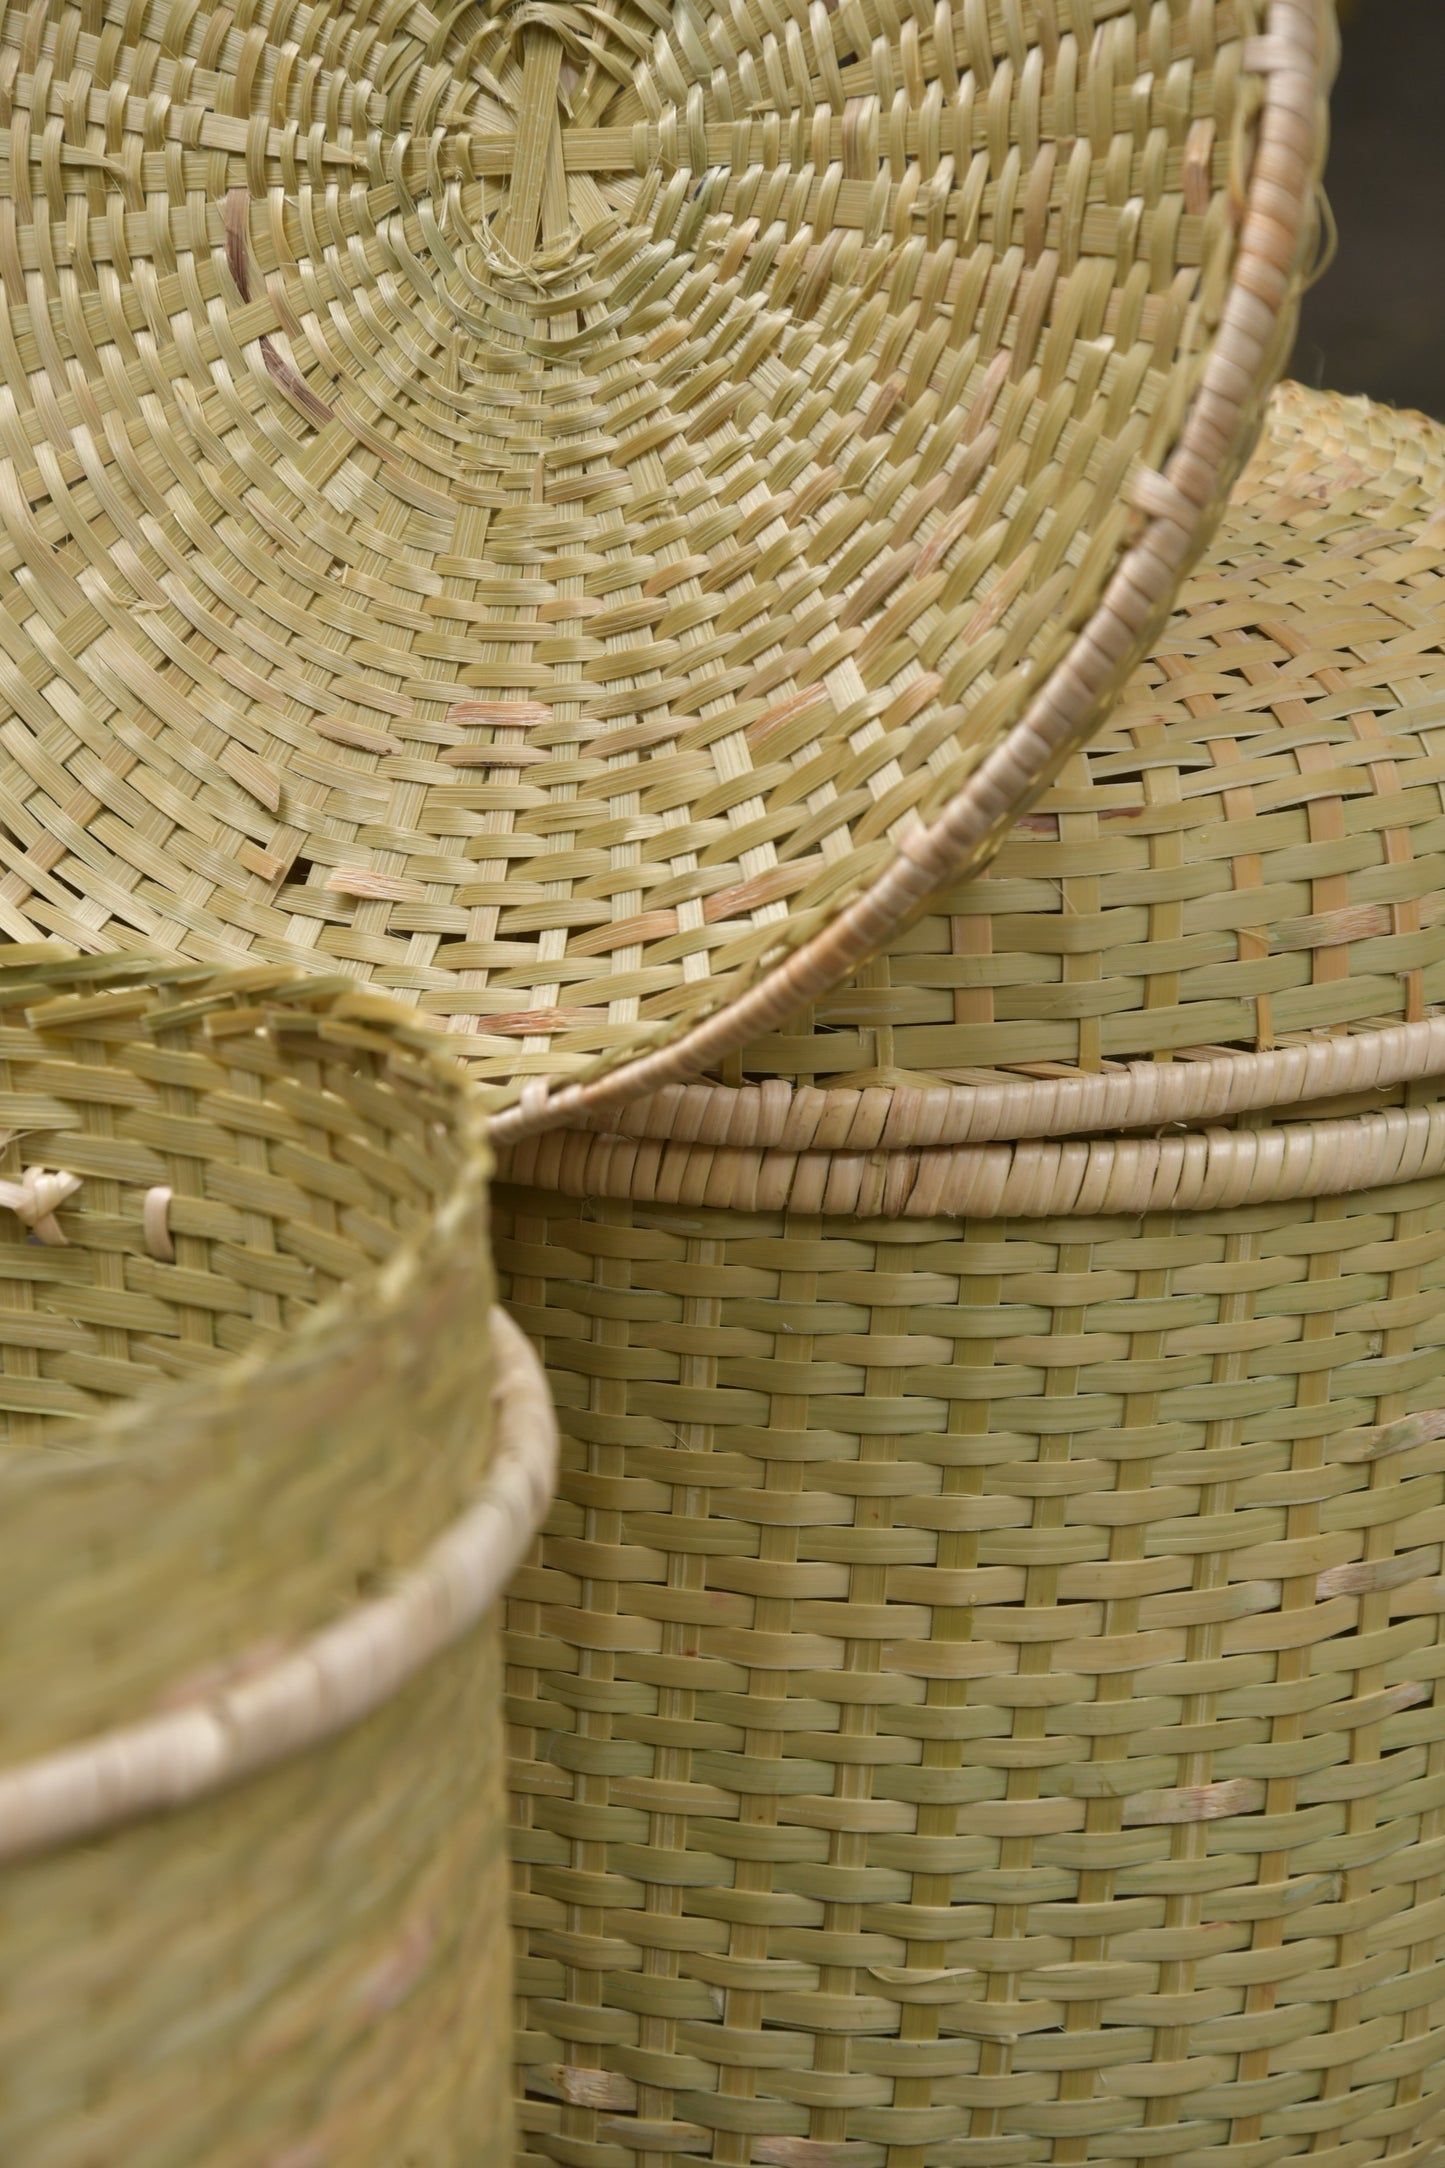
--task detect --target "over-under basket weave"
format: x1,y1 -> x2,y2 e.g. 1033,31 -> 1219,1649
0,0 -> 1330,1131
0,954 -> 555,2167
498,387 -> 1445,2168
537,382 -> 1445,1132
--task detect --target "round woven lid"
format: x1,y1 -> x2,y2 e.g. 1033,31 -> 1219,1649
563,383 -> 1445,1142
0,0 -> 1327,1130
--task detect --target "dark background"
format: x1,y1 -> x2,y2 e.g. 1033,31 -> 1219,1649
1289,1 -> 1445,420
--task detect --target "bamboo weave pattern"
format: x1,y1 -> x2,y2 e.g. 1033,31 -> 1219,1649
591,384 -> 1445,1106
0,950 -> 493,1761
502,1163 -> 1445,2168
0,0 -> 1327,1125
0,955 -> 526,2166
500,381 -> 1445,2168
15,1625 -> 514,2168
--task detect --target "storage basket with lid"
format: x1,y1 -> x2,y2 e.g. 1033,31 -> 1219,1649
499,384 -> 1445,2168
0,0 -> 1330,1131
0,952 -> 555,2167
538,381 -> 1445,1130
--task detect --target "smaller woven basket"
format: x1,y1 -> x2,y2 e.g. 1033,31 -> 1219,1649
0,953 -> 556,2168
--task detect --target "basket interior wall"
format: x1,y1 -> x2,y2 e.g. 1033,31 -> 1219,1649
0,968 -> 469,1435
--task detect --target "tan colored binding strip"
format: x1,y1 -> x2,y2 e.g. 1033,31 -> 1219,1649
494,0 -> 1328,1143
499,1103 -> 1445,1221
555,1016 -> 1445,1153
0,1309 -> 556,1865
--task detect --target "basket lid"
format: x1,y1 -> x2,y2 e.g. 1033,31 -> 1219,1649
566,383 -> 1445,1142
0,0 -> 1328,1131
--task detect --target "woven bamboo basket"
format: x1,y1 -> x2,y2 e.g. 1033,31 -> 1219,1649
542,381 -> 1445,1124
0,0 -> 1331,1134
498,386 -> 1445,2168
0,952 -> 556,2167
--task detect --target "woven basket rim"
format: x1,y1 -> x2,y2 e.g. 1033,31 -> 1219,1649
0,1306 -> 554,1863
497,1101 -> 1445,1219
490,0 -> 1330,1143
0,943 -> 476,1093
536,1016 -> 1445,1157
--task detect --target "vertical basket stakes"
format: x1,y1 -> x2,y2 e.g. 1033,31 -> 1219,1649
499,387 -> 1445,2168
0,953 -> 555,2167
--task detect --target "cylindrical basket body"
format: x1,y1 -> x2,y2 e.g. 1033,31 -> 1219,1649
0,955 -> 555,2167
20,1612 -> 510,2168
500,1139 -> 1445,2168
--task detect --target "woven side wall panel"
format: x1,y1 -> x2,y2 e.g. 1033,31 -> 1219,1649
6,1626 -> 512,2168
502,1181 -> 1445,2168
0,964 -> 536,2162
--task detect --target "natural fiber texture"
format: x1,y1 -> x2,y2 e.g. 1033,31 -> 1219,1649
0,957 -> 559,2163
544,1016 -> 1445,1159
496,381 -> 1445,2167
0,949 -> 493,1763
0,1306 -> 557,1862
504,1099 -> 1445,1220
15,1621 -> 512,2168
550,382 -> 1445,1147
501,1152 -> 1445,2168
0,0 -> 1328,1128
7,1308 -> 555,2168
